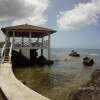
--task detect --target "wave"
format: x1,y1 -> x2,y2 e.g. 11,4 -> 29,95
79,53 -> 100,56
88,53 -> 100,56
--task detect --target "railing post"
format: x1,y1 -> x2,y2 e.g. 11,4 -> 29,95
9,44 -> 13,63
22,37 -> 24,46
4,31 -> 8,56
48,33 -> 51,60
41,37 -> 44,56
1,44 -> 5,63
5,31 -> 8,46
29,31 -> 31,48
12,31 -> 15,45
42,37 -> 44,47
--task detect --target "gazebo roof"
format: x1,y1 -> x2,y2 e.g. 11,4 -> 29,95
1,24 -> 56,38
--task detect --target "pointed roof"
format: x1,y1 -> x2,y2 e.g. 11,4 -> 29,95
1,24 -> 56,37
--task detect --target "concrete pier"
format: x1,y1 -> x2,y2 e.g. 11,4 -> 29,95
0,63 -> 50,100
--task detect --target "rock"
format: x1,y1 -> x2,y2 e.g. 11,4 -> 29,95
48,60 -> 54,65
83,57 -> 94,66
11,50 -> 30,66
37,56 -> 54,66
69,50 -> 80,57
72,70 -> 100,100
11,50 -> 54,66
30,49 -> 38,65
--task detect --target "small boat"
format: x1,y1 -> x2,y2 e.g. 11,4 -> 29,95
83,57 -> 94,66
69,50 -> 80,57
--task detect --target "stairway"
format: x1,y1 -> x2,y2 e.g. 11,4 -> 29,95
1,43 -> 13,64
4,48 -> 10,63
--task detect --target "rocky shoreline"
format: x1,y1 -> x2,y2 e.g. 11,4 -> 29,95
72,69 -> 100,100
11,50 -> 53,67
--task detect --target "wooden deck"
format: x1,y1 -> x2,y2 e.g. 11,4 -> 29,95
0,63 -> 50,100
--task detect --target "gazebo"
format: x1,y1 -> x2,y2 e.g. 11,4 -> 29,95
1,24 -> 56,64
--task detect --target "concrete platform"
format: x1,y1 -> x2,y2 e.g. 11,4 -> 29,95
0,63 -> 50,100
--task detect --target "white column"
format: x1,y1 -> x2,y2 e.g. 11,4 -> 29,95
41,37 -> 44,56
29,31 -> 31,48
48,33 -> 51,60
8,34 -> 10,44
42,37 -> 44,47
5,31 -> 8,46
22,37 -> 24,46
12,31 -> 15,45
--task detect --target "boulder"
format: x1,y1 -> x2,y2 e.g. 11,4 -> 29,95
37,56 -> 53,66
69,50 -> 80,57
83,57 -> 94,66
11,50 -> 30,66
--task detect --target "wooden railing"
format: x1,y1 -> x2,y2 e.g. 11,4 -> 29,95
1,44 -> 5,63
9,43 -> 13,63
13,38 -> 48,48
1,44 -> 5,57
14,38 -> 22,47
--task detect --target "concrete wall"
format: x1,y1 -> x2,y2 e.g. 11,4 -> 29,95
21,48 -> 30,60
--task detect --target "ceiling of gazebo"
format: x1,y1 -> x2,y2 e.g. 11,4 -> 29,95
1,24 -> 56,38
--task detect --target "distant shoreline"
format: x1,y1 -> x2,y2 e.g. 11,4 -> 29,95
0,47 -> 100,50
51,48 -> 100,50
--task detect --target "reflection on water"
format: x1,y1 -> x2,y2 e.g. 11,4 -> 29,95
1,48 -> 100,100
13,64 -> 91,100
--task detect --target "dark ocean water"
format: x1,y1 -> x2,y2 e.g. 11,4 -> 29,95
0,48 -> 100,100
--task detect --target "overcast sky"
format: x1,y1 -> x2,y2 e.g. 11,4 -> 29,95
0,0 -> 100,49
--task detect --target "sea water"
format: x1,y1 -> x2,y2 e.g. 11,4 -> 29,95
0,48 -> 100,100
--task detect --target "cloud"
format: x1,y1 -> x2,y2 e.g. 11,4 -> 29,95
57,0 -> 100,30
0,23 -> 7,41
0,0 -> 50,25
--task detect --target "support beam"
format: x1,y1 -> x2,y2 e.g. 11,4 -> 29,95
41,49 -> 43,56
29,32 -> 31,48
42,37 -> 44,47
6,31 -> 10,44
37,38 -> 39,42
48,34 -> 51,60
12,31 -> 15,45
5,31 -> 8,46
8,36 -> 10,44
41,37 -> 44,56
22,37 -> 24,46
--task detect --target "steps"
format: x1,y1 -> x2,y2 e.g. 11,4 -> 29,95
4,48 -> 10,63
1,43 -> 13,63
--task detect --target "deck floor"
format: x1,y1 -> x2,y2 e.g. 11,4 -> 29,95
0,63 -> 50,100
